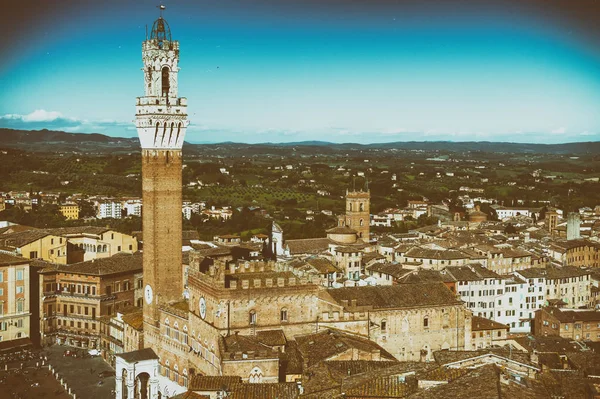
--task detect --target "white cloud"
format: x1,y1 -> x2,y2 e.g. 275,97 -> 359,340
22,109 -> 66,122
551,127 -> 567,134
0,110 -> 133,136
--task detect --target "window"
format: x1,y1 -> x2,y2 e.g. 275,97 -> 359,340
249,310 -> 257,325
16,270 -> 24,280
423,317 -> 429,328
29,251 -> 38,259
16,286 -> 23,294
0,272 -> 3,282
381,320 -> 387,331
280,308 -> 288,322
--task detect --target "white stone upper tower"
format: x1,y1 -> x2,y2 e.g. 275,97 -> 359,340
135,10 -> 189,149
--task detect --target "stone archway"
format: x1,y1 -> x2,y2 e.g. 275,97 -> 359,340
122,369 -> 128,399
135,372 -> 150,399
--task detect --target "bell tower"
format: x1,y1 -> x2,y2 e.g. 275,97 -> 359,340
345,189 -> 370,241
135,9 -> 188,331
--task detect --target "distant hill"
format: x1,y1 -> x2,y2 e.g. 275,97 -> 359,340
1,128 -> 599,155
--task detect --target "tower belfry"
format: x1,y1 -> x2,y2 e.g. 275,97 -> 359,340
135,7 -> 188,330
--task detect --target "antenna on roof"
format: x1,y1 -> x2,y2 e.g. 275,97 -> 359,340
157,4 -> 166,18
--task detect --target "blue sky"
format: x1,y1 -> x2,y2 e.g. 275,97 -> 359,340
1,0 -> 600,144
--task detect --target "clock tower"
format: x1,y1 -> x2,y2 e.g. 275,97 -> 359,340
136,11 -> 188,331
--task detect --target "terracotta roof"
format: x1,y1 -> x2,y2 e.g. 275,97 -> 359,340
121,310 -> 143,331
512,335 -> 587,356
220,333 -> 279,357
471,316 -> 509,332
228,383 -> 299,399
285,238 -> 332,255
334,246 -> 366,254
399,269 -> 456,284
410,364 -> 551,399
433,349 -> 532,367
170,392 -> 209,399
0,230 -> 50,247
116,348 -> 158,362
0,253 -> 30,266
256,329 -> 287,347
195,246 -> 233,257
326,226 -> 358,234
188,376 -> 241,391
544,307 -> 600,323
405,247 -> 470,260
295,329 -> 396,367
327,283 -> 460,310
305,257 -> 340,274
0,224 -> 37,235
45,226 -> 110,236
40,252 -> 142,276
367,262 -> 412,279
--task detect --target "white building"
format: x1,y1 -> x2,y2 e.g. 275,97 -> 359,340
124,200 -> 143,217
98,202 -> 122,219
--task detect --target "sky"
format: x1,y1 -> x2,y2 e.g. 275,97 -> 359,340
1,0 -> 600,144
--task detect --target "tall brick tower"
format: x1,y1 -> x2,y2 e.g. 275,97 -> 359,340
135,10 -> 188,331
345,189 -> 370,241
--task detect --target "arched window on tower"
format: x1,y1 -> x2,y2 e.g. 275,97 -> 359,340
359,219 -> 364,227
359,203 -> 364,212
154,122 -> 160,145
161,67 -> 170,97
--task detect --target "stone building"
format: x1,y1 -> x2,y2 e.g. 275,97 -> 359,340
322,283 -> 472,361
0,254 -> 33,346
548,239 -> 600,268
39,253 -> 142,349
46,226 -> 138,263
533,306 -> 600,341
470,316 -> 509,349
59,203 -> 79,220
0,230 -> 68,264
338,189 -> 370,242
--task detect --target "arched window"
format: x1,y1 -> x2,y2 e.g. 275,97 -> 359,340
183,369 -> 188,388
164,360 -> 170,379
173,321 -> 180,341
161,67 -> 170,97
423,316 -> 429,328
154,122 -> 160,145
348,203 -> 352,211
381,319 -> 387,332
164,318 -> 171,338
175,122 -> 182,144
359,203 -> 364,212
280,308 -> 288,322
359,219 -> 364,227
249,310 -> 257,325
174,364 -> 179,383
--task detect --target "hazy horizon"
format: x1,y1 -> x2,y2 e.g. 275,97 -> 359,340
2,0 -> 600,144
